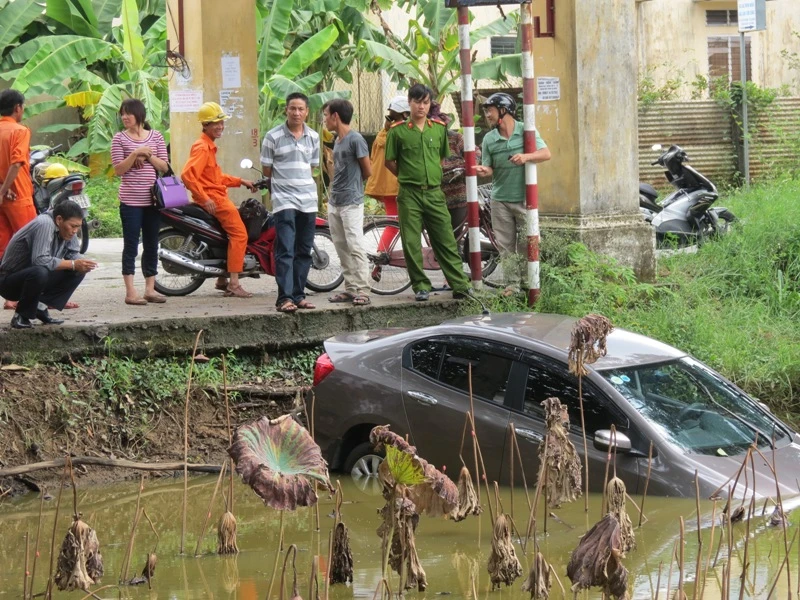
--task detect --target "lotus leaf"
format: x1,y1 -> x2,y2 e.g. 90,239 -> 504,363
54,517 -> 104,592
487,513 -> 522,590
521,551 -> 552,599
371,425 -> 458,517
453,466 -> 482,522
537,397 -> 582,508
566,514 -> 628,600
606,477 -> 635,553
568,314 -> 614,377
229,414 -> 331,510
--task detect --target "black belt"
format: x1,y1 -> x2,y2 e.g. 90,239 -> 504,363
402,183 -> 439,190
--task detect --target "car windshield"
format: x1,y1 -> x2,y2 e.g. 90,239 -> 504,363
600,358 -> 788,455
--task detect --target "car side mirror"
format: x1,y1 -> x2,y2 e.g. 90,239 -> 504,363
593,429 -> 632,453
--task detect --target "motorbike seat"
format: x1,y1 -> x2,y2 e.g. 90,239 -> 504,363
175,203 -> 223,227
639,182 -> 659,201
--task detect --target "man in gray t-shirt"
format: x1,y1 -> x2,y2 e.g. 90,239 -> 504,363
322,99 -> 372,305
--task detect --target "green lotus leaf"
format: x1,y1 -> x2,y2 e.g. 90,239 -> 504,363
385,445 -> 426,486
229,414 -> 331,511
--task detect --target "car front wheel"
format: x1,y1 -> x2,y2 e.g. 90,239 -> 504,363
344,442 -> 384,494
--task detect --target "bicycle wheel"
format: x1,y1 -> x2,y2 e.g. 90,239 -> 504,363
305,228 -> 344,293
363,218 -> 412,295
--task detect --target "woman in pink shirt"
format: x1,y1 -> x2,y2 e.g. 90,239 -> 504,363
111,99 -> 169,305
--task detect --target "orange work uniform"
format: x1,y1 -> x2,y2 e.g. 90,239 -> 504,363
181,133 -> 247,273
0,116 -> 36,258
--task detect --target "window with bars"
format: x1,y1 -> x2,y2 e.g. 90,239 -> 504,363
490,36 -> 517,57
708,36 -> 752,83
706,10 -> 738,26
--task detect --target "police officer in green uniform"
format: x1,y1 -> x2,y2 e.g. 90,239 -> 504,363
384,84 -> 472,301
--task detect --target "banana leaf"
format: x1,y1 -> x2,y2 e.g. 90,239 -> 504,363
276,24 -> 339,81
91,0 -> 122,34
46,0 -> 100,38
0,0 -> 44,56
258,0 -> 294,74
228,414 -> 332,511
119,0 -> 143,71
12,37 -> 115,92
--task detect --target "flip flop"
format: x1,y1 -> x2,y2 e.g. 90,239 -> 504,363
296,299 -> 316,309
328,292 -> 355,303
224,285 -> 253,298
352,294 -> 371,306
276,300 -> 297,313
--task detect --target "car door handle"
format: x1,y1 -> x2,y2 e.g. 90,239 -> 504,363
407,391 -> 439,406
516,428 -> 543,443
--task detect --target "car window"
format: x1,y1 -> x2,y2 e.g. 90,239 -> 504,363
439,344 -> 512,404
409,340 -> 445,378
524,362 -> 628,436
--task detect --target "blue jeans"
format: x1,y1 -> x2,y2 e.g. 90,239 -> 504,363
273,209 -> 316,305
120,204 -> 161,277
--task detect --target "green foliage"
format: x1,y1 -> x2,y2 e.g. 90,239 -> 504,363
385,445 -> 426,486
638,65 -> 683,110
85,176 -> 122,237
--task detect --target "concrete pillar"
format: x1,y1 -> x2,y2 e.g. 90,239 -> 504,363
532,0 -> 656,280
166,0 -> 261,204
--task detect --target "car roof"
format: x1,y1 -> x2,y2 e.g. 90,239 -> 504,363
441,312 -> 686,369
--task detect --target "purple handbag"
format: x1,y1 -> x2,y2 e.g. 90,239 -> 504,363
151,165 -> 190,209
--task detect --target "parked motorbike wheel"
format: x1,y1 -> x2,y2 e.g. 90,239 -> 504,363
305,227 -> 344,293
154,229 -> 209,296
75,219 -> 89,254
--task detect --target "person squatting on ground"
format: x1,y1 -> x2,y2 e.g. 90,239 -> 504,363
261,93 -> 320,313
384,83 -> 472,302
322,99 -> 373,306
182,102 -> 257,298
0,200 -> 97,329
111,98 -> 170,306
476,92 -> 551,296
364,96 -> 409,255
0,90 -> 37,311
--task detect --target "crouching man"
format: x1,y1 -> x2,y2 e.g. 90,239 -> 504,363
0,200 -> 96,329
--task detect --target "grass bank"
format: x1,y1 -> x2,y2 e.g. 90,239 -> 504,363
485,177 -> 800,426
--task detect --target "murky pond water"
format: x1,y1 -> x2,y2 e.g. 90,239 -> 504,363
1,475 -> 796,599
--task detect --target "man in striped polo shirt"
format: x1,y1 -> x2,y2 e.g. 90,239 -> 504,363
260,93 -> 320,313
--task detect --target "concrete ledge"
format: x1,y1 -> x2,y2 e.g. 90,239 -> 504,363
0,300 -> 462,361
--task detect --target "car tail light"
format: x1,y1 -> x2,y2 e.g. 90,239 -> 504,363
68,180 -> 85,193
313,353 -> 335,387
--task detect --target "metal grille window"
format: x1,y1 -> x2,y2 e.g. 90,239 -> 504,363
490,36 -> 517,57
706,10 -> 738,26
708,36 -> 752,83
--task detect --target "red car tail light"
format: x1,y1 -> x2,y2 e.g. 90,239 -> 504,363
313,353 -> 335,387
68,180 -> 85,193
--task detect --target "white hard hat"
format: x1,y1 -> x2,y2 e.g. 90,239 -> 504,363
387,96 -> 410,113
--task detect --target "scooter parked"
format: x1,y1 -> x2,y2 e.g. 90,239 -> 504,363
154,159 -> 343,296
640,144 -> 736,248
30,146 -> 96,253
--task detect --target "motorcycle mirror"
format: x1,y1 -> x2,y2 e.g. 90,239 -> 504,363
651,144 -> 663,152
240,158 -> 253,170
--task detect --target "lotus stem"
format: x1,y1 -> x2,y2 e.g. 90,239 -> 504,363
28,487 -> 46,600
771,427 -> 792,596
523,426 -> 549,555
76,584 -> 120,600
549,562 -> 566,598
738,496 -> 755,600
44,460 -> 70,600
766,528 -> 798,599
700,500 -> 717,599
726,497 -> 733,600
467,364 -> 485,511
709,447 -> 751,501
638,441 -> 654,528
194,460 -> 227,556
601,425 -> 616,517
181,329 -> 203,554
326,527 -> 333,600
692,472 -> 702,600
577,375 -> 589,512
120,474 -> 145,583
266,510 -> 286,600
309,553 -> 319,600
278,544 -> 298,600
509,424 -> 532,511
509,424 -> 515,522
654,560 -> 663,600
222,355 -> 235,513
24,529 -> 30,600
665,539 -> 677,600
678,517 -> 686,598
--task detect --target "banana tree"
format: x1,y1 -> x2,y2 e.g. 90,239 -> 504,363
4,0 -> 166,155
360,0 -> 520,102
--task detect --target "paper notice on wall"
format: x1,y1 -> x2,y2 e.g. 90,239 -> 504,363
219,89 -> 244,120
221,55 -> 241,89
536,77 -> 560,102
169,89 -> 203,113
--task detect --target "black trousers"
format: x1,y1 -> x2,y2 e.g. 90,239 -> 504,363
0,266 -> 85,319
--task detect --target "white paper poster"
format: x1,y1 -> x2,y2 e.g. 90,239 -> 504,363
219,89 -> 244,120
536,77 -> 560,102
221,55 -> 242,89
169,89 -> 203,113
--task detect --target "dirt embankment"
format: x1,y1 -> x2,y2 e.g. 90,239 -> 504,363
0,365 -> 301,497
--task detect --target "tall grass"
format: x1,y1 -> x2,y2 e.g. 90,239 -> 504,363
481,177 -> 800,426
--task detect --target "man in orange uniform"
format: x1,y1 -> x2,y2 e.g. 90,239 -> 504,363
0,90 -> 37,310
181,102 -> 257,298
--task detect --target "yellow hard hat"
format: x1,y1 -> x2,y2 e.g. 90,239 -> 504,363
197,102 -> 230,123
43,163 -> 69,180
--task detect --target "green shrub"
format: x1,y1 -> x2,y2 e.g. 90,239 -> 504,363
85,176 -> 123,238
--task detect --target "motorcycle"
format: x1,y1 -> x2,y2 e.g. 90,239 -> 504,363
30,145 -> 96,253
639,144 -> 736,248
154,159 -> 343,296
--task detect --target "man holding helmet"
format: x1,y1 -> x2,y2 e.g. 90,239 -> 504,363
182,101 -> 257,298
476,92 -> 550,296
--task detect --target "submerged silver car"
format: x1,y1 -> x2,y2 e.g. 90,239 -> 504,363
312,313 -> 800,499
